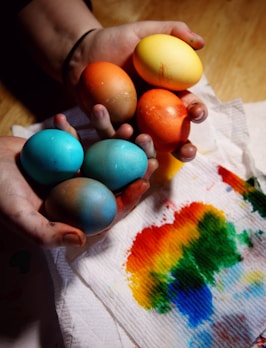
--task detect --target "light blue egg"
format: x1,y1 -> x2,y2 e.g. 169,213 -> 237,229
20,129 -> 84,185
45,177 -> 117,235
82,139 -> 148,191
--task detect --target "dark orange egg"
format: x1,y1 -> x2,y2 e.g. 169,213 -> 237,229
136,89 -> 190,152
78,61 -> 137,124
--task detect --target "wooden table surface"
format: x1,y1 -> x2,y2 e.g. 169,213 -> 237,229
1,0 -> 266,136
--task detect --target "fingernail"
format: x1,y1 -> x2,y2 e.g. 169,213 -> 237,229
194,111 -> 205,122
189,35 -> 205,48
189,103 -> 207,123
62,233 -> 83,246
195,34 -> 204,42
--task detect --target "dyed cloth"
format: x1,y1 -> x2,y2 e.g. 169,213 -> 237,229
67,158 -> 266,347
12,75 -> 266,347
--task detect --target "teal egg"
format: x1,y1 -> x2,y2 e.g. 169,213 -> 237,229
45,177 -> 117,235
82,139 -> 148,191
20,129 -> 84,185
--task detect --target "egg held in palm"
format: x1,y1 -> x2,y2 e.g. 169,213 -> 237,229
78,61 -> 137,124
20,129 -> 84,186
45,177 -> 117,235
136,89 -> 190,153
82,139 -> 148,192
133,34 -> 203,91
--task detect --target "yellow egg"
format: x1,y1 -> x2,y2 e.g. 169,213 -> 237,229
133,34 -> 203,91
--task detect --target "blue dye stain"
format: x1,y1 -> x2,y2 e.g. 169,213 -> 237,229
168,282 -> 213,328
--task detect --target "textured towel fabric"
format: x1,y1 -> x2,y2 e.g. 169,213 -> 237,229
11,75 -> 266,347
67,154 -> 266,348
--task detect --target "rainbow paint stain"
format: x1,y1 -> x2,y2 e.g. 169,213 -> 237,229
218,166 -> 266,218
125,202 -> 243,327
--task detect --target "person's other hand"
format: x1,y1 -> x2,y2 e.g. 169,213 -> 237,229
55,106 -> 158,229
65,21 -> 208,161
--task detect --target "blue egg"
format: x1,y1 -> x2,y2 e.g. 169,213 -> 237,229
20,129 -> 84,185
82,139 -> 148,191
45,177 -> 117,235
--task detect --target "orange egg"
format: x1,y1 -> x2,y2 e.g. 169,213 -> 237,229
136,89 -> 190,152
78,61 -> 137,124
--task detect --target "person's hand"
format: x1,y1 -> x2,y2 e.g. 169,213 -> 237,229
65,21 -> 208,161
0,136 -> 87,248
0,109 -> 157,248
0,134 -> 156,248
67,21 -> 205,85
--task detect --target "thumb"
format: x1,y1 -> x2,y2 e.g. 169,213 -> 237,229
115,178 -> 150,220
0,208 -> 86,248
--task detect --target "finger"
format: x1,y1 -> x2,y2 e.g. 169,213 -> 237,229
134,21 -> 205,50
113,123 -> 134,140
144,158 -> 159,180
170,22 -> 205,50
134,134 -> 158,179
172,141 -> 197,162
54,113 -> 79,138
41,221 -> 87,248
1,207 -> 87,248
188,102 -> 208,123
90,104 -> 116,138
178,90 -> 208,123
90,104 -> 134,140
115,179 -> 150,219
135,133 -> 156,159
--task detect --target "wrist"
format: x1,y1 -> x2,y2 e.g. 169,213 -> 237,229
17,0 -> 102,82
62,28 -> 97,84
63,27 -> 102,88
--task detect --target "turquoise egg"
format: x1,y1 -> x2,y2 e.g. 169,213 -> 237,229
45,177 -> 117,235
20,129 -> 84,185
82,139 -> 148,191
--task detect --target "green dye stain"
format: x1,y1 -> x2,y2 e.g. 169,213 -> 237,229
243,190 -> 266,218
218,165 -> 266,218
237,230 -> 253,247
150,272 -> 172,314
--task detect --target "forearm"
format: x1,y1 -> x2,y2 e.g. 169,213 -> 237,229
17,0 -> 102,82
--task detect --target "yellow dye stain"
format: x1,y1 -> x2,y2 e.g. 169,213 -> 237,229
243,270 -> 266,285
152,151 -> 183,185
